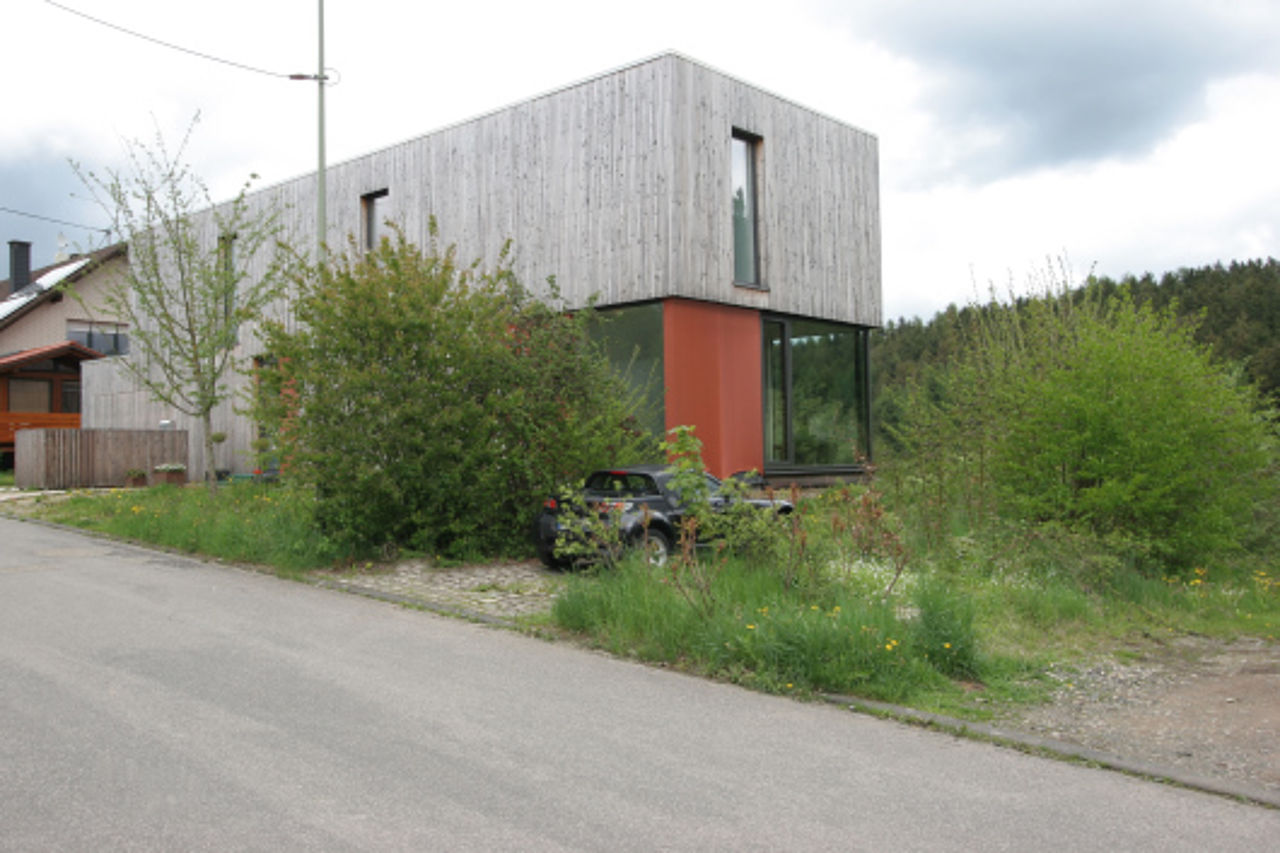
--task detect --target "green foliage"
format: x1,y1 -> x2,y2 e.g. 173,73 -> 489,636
553,554 -> 979,703
73,116 -> 288,491
658,425 -> 726,616
256,227 -> 656,558
551,427 -> 968,703
35,483 -> 342,570
890,278 -> 1278,570
911,579 -> 980,680
550,489 -> 629,568
874,258 -> 1280,457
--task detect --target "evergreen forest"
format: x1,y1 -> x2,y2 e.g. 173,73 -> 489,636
872,257 -> 1280,454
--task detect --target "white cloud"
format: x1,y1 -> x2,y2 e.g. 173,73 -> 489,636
5,0 -> 1279,325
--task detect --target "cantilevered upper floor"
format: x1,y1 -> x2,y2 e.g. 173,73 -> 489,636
254,52 -> 880,327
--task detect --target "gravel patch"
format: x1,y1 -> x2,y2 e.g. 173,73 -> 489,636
318,559 -> 563,622
997,636 -> 1280,795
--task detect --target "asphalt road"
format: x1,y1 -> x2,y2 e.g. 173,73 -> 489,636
2,518 -> 1277,852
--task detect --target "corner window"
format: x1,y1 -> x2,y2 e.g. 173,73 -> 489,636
362,189 -> 390,252
763,317 -> 870,468
731,131 -> 760,287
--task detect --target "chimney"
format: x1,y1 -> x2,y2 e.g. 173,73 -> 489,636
7,240 -> 32,297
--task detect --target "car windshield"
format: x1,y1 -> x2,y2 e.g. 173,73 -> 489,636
584,471 -> 661,497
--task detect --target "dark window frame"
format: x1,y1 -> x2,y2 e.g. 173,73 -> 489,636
361,189 -> 390,252
731,129 -> 762,289
761,314 -> 873,474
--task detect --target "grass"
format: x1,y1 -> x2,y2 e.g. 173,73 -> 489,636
29,481 -> 346,571
553,552 -> 1034,714
0,470 -> 14,488
17,477 -> 1280,722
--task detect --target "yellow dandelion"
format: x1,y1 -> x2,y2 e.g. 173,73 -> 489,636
943,642 -> 952,649
746,623 -> 756,631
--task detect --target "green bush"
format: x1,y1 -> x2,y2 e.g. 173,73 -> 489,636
891,281 -> 1278,571
257,227 -> 656,557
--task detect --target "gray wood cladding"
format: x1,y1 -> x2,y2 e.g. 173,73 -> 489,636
251,53 -> 881,327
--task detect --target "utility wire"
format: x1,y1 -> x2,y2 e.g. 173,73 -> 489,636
0,205 -> 110,235
46,0 -> 299,79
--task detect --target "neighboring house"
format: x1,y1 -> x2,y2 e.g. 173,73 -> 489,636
84,52 -> 881,482
0,241 -> 128,466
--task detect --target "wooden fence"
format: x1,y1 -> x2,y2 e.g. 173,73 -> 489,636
15,429 -> 189,490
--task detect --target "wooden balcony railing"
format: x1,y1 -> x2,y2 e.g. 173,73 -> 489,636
1,412 -> 81,447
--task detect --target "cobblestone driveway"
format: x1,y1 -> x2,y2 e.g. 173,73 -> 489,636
316,559 -> 562,622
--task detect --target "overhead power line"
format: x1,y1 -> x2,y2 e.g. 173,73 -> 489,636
46,0 -> 300,79
0,205 -> 110,235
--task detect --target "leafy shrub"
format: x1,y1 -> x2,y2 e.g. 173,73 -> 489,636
891,279 -> 1278,571
257,227 -> 656,557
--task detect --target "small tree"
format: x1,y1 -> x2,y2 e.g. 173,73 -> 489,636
256,225 -> 656,557
75,117 -> 287,491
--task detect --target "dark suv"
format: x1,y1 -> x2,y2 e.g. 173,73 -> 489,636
534,464 -> 791,569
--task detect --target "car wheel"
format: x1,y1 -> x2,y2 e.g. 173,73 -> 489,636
638,528 -> 673,567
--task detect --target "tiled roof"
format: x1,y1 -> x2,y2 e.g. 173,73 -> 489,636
0,243 -> 125,327
0,340 -> 104,372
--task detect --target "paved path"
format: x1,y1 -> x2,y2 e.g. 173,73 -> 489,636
3,517 -> 1278,851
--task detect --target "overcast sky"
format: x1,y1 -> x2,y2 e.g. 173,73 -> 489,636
3,0 -> 1278,322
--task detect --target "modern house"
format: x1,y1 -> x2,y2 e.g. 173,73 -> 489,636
84,52 -> 881,481
0,241 -> 128,465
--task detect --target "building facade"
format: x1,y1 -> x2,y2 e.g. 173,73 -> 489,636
1,241 -> 127,463
85,53 -> 881,480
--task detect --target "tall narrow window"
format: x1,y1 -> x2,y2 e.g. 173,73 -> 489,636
218,233 -> 238,345
731,131 -> 760,286
362,189 -> 389,251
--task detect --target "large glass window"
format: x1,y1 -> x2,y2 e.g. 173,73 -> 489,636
763,316 -> 870,468
9,378 -> 51,413
590,302 -> 665,439
731,131 -> 759,286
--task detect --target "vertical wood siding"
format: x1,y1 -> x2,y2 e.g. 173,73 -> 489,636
236,52 -> 880,327
91,53 -> 881,471
15,428 -> 188,489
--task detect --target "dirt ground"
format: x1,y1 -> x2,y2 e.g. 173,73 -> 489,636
997,636 -> 1280,796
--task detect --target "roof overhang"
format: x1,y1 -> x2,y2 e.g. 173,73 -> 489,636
0,340 -> 104,373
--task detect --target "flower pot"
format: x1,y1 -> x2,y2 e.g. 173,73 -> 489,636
155,470 -> 186,486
